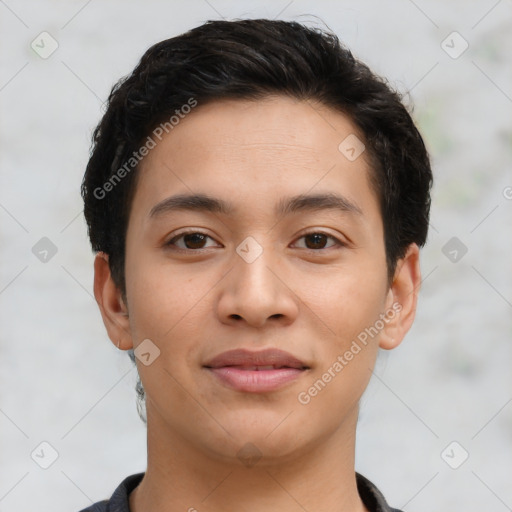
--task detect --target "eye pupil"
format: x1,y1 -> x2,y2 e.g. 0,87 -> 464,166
171,231 -> 337,251
184,233 -> 207,249
305,233 -> 327,249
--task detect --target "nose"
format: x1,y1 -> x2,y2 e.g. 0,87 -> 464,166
215,243 -> 299,329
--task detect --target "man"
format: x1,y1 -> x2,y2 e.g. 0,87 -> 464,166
80,18 -> 432,512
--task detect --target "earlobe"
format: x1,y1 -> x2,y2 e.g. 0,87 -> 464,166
93,252 -> 133,350
379,244 -> 422,350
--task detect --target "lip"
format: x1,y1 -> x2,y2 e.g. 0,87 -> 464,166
203,348 -> 310,393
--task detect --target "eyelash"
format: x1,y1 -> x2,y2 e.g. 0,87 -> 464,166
165,230 -> 346,252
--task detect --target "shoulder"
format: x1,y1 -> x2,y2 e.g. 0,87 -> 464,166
356,472 -> 405,512
78,501 -> 108,512
76,473 -> 145,512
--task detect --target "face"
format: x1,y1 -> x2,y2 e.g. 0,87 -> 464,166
95,95 -> 420,465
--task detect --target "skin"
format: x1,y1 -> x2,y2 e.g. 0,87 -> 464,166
94,95 -> 421,512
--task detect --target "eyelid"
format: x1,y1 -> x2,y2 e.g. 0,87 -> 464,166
165,229 -> 222,250
290,230 -> 347,250
165,229 -> 347,252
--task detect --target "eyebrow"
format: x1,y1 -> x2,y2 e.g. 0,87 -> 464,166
149,192 -> 363,219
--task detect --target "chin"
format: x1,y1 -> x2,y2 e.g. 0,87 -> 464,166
220,420 -> 312,461
207,435 -> 306,468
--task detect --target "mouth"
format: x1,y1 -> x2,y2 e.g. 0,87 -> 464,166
203,348 -> 310,393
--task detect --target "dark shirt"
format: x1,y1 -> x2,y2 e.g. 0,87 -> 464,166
78,472 -> 404,512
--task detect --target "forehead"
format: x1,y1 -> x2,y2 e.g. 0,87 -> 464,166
131,95 -> 379,222
146,95 -> 363,165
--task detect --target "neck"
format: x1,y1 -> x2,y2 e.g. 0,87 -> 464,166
130,404 -> 367,512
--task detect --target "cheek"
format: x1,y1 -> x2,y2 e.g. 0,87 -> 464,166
127,270 -> 172,339
124,257 -> 210,404
300,263 -> 388,342
295,261 -> 386,400
124,253 -> 220,370
295,271 -> 384,418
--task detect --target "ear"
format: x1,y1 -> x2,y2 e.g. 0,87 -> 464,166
93,252 -> 133,350
379,243 -> 422,350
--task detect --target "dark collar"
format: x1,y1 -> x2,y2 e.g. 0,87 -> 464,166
79,472 -> 403,512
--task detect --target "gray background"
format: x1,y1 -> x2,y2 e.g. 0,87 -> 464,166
1,0 -> 511,510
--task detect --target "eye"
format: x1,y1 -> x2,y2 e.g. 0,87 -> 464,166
293,232 -> 344,250
165,231 -> 220,250
165,230 -> 345,252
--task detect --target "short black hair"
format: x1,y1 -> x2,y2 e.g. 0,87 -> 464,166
81,18 -> 433,420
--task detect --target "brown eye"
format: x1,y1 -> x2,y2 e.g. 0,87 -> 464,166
304,233 -> 329,249
294,232 -> 342,250
181,233 -> 208,249
166,231 -> 218,250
